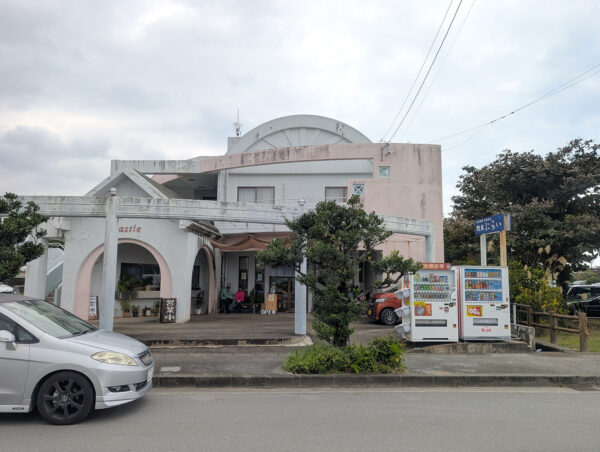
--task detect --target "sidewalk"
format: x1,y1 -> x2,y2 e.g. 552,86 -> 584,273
106,314 -> 600,388
150,346 -> 600,389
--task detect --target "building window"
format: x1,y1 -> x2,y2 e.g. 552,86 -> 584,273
352,184 -> 365,195
378,166 -> 390,178
325,187 -> 347,202
120,263 -> 161,289
237,187 -> 275,204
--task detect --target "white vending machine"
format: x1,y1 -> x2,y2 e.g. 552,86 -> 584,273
395,268 -> 459,342
456,266 -> 510,341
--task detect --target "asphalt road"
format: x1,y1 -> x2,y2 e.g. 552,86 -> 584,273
1,387 -> 598,451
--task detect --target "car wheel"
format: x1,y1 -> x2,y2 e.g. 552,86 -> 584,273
380,308 -> 398,325
36,371 -> 94,425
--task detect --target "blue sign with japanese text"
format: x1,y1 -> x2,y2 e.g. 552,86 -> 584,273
474,214 -> 510,236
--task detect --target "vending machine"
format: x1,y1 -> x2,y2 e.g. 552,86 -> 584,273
394,268 -> 459,342
456,266 -> 510,341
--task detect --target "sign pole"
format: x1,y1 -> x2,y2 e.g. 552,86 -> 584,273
499,229 -> 507,267
480,234 -> 487,266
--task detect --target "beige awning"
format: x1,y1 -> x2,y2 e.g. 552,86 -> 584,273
208,232 -> 291,252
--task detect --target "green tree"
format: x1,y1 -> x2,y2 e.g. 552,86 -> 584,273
257,195 -> 421,347
443,215 -> 480,265
0,193 -> 48,281
447,139 -> 600,282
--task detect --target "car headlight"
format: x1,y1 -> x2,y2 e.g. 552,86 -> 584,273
91,351 -> 138,366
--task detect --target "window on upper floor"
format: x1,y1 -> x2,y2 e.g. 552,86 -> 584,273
237,187 -> 275,204
325,187 -> 347,202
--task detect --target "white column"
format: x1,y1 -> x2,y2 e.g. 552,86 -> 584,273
294,258 -> 307,335
480,234 -> 487,266
100,190 -> 118,331
24,237 -> 49,298
425,234 -> 435,262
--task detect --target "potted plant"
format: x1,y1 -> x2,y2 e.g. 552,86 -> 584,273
141,276 -> 153,291
151,301 -> 160,316
143,305 -> 152,317
117,273 -> 139,318
131,305 -> 140,318
121,299 -> 131,318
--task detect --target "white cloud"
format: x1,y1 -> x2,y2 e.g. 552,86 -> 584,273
0,0 -> 598,210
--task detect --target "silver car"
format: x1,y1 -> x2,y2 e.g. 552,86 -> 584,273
0,294 -> 154,424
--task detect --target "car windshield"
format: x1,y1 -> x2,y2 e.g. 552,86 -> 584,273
567,287 -> 600,302
3,299 -> 97,338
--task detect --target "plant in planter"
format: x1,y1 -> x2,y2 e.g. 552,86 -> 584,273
151,301 -> 160,316
121,299 -> 131,318
141,276 -> 153,291
248,288 -> 258,313
143,305 -> 152,317
131,305 -> 140,318
117,273 -> 139,318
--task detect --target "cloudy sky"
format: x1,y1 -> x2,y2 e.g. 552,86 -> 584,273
1,0 -> 599,213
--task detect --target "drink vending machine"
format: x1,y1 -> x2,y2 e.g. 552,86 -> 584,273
394,268 -> 459,342
456,266 -> 510,340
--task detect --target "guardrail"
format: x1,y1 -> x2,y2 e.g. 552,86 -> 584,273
514,303 -> 590,352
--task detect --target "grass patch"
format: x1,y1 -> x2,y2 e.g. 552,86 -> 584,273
283,336 -> 405,374
536,319 -> 600,352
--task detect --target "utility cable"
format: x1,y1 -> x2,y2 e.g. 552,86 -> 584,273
398,0 -> 476,141
380,0 -> 454,142
429,62 -> 600,143
387,0 -> 464,143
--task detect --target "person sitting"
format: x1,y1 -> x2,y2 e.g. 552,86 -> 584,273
234,288 -> 245,312
220,282 -> 235,314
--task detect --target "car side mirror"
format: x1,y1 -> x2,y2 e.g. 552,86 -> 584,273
0,330 -> 16,343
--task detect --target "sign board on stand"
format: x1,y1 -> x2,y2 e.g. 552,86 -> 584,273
475,214 -> 511,266
89,296 -> 98,320
265,294 -> 277,313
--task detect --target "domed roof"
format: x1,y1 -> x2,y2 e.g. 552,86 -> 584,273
227,114 -> 371,155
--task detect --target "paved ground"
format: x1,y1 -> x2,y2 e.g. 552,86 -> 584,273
103,313 -> 600,387
151,346 -> 600,378
102,313 -> 396,344
2,388 -> 599,451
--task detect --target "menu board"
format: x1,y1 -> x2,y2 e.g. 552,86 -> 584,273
160,298 -> 177,323
463,268 -> 502,302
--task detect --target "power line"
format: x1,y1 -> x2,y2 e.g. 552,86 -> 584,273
386,0 -> 464,143
398,0 -> 476,141
380,0 -> 454,142
429,62 -> 600,143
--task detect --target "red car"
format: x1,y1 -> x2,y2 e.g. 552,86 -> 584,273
367,292 -> 403,325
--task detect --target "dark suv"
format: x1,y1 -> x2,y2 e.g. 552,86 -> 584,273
566,285 -> 600,317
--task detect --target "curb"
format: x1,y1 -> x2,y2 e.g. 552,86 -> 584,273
152,373 -> 600,389
143,335 -> 312,348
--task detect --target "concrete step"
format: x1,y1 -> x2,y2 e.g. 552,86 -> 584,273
406,340 -> 531,354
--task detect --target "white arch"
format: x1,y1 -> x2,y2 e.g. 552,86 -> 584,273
227,114 -> 371,155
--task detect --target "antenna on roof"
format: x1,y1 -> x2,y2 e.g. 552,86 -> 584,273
233,108 -> 243,137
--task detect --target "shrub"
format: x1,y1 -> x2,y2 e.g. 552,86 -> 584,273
283,336 -> 405,374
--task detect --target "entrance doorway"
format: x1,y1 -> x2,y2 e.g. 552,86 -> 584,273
270,276 -> 295,312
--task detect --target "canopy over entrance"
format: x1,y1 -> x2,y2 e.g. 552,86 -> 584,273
209,232 -> 291,252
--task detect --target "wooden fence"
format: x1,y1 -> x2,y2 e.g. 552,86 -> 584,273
514,304 -> 590,352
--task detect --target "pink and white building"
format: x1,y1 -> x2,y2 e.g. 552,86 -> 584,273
23,114 -> 444,333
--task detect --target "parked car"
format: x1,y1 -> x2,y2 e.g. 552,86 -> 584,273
0,283 -> 15,293
0,294 -> 153,424
566,284 -> 600,318
367,291 -> 402,325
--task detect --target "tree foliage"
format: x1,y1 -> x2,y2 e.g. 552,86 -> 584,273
446,139 -> 600,281
257,195 -> 422,347
0,193 -> 48,281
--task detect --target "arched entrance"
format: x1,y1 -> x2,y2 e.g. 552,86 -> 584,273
190,245 -> 216,314
74,239 -> 172,320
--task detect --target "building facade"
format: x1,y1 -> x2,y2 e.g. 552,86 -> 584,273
24,114 -> 444,328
